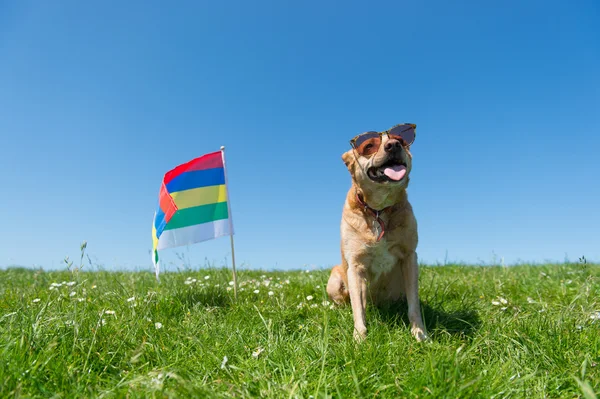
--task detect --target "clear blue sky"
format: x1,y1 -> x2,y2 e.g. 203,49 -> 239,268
1,0 -> 598,271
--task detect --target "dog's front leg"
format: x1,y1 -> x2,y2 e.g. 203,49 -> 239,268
404,252 -> 428,341
347,263 -> 368,341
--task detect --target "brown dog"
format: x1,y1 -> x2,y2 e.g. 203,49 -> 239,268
326,124 -> 428,342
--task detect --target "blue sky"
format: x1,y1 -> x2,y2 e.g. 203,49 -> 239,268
1,0 -> 598,271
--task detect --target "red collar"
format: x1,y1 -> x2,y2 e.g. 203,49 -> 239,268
355,192 -> 392,242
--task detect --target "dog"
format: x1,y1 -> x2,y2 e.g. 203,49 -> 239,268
326,123 -> 428,342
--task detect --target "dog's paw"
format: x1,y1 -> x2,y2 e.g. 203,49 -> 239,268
411,326 -> 429,342
353,327 -> 367,343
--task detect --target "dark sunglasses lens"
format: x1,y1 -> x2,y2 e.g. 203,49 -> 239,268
354,132 -> 380,156
389,125 -> 415,145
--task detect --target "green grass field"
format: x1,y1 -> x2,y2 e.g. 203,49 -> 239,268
1,262 -> 599,398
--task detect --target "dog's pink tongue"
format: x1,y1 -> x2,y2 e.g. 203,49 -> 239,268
383,165 -> 406,181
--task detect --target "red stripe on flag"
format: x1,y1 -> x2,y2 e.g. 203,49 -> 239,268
164,151 -> 223,185
159,183 -> 177,223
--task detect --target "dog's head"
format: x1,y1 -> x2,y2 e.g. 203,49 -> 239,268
342,124 -> 415,206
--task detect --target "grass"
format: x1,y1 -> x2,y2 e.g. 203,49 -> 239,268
0,262 -> 599,398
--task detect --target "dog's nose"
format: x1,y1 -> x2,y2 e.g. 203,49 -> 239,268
384,139 -> 402,153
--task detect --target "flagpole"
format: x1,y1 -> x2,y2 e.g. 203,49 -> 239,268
220,146 -> 238,300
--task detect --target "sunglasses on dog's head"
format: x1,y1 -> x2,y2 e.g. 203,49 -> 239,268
350,123 -> 416,156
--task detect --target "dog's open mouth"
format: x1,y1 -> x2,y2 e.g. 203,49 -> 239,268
367,161 -> 407,183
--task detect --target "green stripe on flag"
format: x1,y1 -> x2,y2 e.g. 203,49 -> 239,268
164,201 -> 229,230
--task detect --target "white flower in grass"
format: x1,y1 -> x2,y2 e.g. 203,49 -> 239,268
149,373 -> 164,390
590,311 -> 600,320
492,297 -> 508,306
329,305 -> 335,310
316,285 -> 320,289
306,295 -> 313,301
226,287 -> 232,291
527,297 -> 535,304
154,322 -> 163,329
310,304 -> 318,308
92,285 -> 97,289
297,302 -> 304,309
253,289 -> 260,294
204,276 -> 210,280
322,301 -> 330,307
192,278 -> 197,283
252,347 -> 265,358
268,291 -> 274,296
229,281 -> 234,286
105,310 -> 116,315
77,298 -> 85,302
285,279 -> 290,285
261,275 -> 266,279
69,291 -> 76,297
66,281 -> 76,287
184,280 -> 193,285
127,296 -> 135,302
32,298 -> 40,303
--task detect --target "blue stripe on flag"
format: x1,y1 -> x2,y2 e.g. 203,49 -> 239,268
154,207 -> 168,238
166,167 -> 225,193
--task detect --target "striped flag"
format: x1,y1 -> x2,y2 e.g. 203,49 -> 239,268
152,149 -> 234,281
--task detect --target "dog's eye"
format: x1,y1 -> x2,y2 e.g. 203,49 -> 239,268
357,137 -> 380,155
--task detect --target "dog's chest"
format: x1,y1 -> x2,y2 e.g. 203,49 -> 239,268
365,241 -> 398,283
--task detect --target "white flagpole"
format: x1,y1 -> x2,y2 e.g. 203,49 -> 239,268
220,146 -> 238,300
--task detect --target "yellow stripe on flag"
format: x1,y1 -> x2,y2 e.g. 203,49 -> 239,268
152,222 -> 159,252
170,184 -> 228,209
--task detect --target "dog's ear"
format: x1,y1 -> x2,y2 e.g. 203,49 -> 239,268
342,151 -> 355,170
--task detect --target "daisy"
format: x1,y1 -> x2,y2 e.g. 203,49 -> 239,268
252,347 -> 265,358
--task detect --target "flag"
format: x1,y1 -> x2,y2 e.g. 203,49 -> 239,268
152,150 -> 233,280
